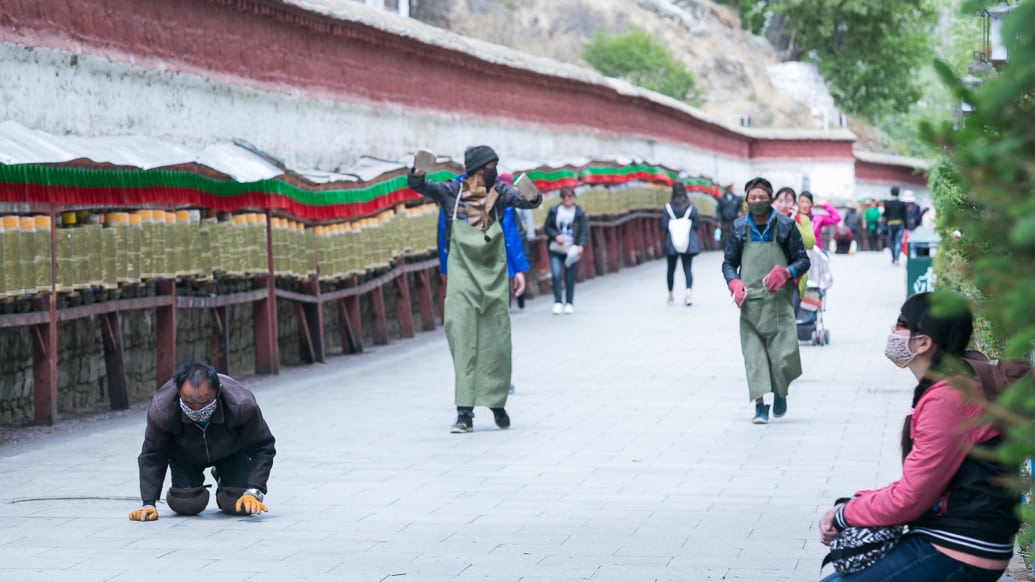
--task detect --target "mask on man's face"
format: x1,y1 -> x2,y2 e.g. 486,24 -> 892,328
748,201 -> 771,217
180,397 -> 218,424
481,167 -> 497,189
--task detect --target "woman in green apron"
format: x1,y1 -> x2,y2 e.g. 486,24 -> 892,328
721,178 -> 810,424
408,146 -> 542,433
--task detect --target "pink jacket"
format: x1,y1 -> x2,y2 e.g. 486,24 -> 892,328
809,203 -> 840,243
841,379 -> 998,527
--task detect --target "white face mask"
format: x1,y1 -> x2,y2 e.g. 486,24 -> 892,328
884,333 -> 921,367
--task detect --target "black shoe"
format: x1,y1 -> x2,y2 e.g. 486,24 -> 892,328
450,415 -> 473,433
491,408 -> 510,429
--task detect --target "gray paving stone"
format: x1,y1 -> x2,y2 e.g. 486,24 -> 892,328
0,252 -> 962,580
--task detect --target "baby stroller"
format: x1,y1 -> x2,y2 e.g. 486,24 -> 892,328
797,249 -> 832,346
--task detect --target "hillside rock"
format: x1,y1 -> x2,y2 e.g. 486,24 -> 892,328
409,0 -> 826,129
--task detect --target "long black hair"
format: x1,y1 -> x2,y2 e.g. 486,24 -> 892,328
898,292 -> 973,458
670,182 -> 689,208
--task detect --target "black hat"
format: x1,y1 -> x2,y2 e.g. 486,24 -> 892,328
464,145 -> 498,174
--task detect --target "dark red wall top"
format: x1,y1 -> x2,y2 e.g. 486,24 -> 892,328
855,161 -> 928,186
0,0 -> 751,157
749,138 -> 855,161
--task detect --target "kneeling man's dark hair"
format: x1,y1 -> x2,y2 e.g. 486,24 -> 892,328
173,361 -> 221,393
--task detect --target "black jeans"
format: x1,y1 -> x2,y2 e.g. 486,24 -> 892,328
666,254 -> 693,291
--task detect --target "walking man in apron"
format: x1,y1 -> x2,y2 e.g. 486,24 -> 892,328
408,146 -> 542,433
721,177 -> 810,424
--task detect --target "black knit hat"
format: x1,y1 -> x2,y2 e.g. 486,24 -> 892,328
464,145 -> 498,174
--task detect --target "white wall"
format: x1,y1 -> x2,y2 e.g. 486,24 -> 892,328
1,42 -> 756,185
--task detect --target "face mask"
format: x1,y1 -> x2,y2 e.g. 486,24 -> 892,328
748,201 -> 771,217
884,333 -> 919,367
180,397 -> 218,424
481,167 -> 497,189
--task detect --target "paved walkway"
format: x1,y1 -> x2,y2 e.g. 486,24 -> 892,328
0,249 -> 1022,581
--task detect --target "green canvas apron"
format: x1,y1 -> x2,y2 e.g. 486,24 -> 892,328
444,192 -> 511,408
738,222 -> 802,401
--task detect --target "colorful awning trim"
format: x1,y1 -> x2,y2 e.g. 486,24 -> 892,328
0,160 -> 722,220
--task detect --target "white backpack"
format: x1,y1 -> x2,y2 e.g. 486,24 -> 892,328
665,203 -> 693,253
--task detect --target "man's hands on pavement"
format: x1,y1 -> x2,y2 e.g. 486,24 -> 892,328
235,489 -> 268,515
128,505 -> 158,522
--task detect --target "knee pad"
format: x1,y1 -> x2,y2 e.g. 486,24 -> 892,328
165,486 -> 210,516
216,486 -> 248,515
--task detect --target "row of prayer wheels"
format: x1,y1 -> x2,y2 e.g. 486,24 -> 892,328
0,203 -> 443,300
311,203 -> 438,280
530,185 -> 718,226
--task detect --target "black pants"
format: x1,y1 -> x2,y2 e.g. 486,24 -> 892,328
719,221 -> 734,250
170,449 -> 251,489
666,254 -> 693,291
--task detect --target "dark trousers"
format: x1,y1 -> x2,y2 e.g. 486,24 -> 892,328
549,252 -> 577,304
170,449 -> 251,489
866,229 -> 880,251
666,254 -> 694,291
719,220 -> 734,251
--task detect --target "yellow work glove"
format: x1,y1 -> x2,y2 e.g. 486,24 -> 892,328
128,505 -> 158,521
235,489 -> 268,515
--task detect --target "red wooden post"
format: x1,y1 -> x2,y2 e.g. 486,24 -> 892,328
344,279 -> 364,351
414,268 -> 436,332
533,238 -> 550,294
606,225 -> 620,273
337,298 -> 362,354
210,305 -> 230,374
33,209 -> 59,424
101,311 -> 129,410
370,284 -> 389,346
293,302 -> 317,363
252,274 -> 278,375
302,279 -> 325,362
156,280 -> 176,388
393,270 -> 415,339
31,297 -> 57,425
580,225 -> 596,280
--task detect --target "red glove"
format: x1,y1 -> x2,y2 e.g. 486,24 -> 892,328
763,266 -> 790,292
727,279 -> 746,307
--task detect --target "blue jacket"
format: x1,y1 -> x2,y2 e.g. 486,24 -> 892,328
438,206 -> 528,277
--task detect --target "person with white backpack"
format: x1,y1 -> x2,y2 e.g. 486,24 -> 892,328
661,182 -> 701,305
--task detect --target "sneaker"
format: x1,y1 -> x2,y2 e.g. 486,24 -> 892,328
751,403 -> 770,425
552,303 -> 563,315
666,295 -> 674,305
563,303 -> 574,315
450,415 -> 473,433
491,408 -> 511,429
684,290 -> 693,306
773,394 -> 787,418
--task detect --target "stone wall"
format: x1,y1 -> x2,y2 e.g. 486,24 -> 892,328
1,294 -> 283,426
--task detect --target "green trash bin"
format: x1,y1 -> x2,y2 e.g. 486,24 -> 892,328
906,226 -> 940,298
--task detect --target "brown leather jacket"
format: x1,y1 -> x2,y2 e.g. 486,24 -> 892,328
137,374 -> 276,505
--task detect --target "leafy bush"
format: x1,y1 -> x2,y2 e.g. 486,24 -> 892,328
582,28 -> 699,105
922,0 -> 1035,534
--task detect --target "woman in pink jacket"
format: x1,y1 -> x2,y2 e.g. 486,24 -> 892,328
798,191 -> 840,247
818,292 -> 1019,581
